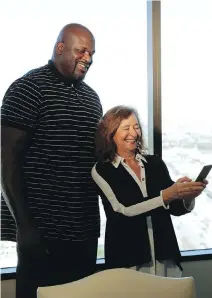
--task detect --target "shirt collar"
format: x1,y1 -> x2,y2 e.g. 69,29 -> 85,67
112,153 -> 147,168
48,60 -> 82,89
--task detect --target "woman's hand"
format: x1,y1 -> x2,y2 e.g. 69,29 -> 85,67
162,176 -> 207,204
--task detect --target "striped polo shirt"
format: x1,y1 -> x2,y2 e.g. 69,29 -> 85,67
1,60 -> 103,241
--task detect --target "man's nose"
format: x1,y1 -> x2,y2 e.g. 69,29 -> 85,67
83,51 -> 92,64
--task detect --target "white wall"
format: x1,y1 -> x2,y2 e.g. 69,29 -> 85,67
1,260 -> 212,298
182,260 -> 212,298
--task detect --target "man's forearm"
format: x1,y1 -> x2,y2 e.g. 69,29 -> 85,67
1,154 -> 32,226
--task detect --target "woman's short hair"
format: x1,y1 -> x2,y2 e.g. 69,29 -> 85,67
95,105 -> 146,162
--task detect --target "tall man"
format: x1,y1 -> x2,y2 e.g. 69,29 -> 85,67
1,23 -> 102,298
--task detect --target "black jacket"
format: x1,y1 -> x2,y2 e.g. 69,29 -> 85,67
94,155 -> 190,269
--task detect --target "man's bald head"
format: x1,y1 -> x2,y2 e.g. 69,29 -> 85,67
56,23 -> 94,45
52,23 -> 95,81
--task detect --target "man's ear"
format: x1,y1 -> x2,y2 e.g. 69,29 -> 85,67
56,42 -> 64,55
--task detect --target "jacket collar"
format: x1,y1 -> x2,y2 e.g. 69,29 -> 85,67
112,153 -> 147,168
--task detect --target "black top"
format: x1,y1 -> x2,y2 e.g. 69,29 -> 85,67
1,60 -> 103,241
93,155 -> 190,268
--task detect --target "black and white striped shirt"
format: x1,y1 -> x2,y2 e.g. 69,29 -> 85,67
1,60 -> 103,241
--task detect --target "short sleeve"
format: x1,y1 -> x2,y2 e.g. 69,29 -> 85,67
1,78 -> 42,131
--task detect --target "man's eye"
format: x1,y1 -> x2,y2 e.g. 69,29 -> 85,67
76,48 -> 93,57
76,49 -> 85,54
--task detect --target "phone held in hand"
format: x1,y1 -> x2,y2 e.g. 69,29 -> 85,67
195,165 -> 212,182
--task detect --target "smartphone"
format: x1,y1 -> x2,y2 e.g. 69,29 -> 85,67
195,165 -> 212,182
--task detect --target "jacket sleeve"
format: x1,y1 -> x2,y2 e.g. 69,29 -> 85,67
92,163 -> 168,217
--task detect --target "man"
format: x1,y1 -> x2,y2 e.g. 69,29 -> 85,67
1,23 -> 103,298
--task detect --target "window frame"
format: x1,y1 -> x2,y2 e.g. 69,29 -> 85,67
2,250 -> 212,281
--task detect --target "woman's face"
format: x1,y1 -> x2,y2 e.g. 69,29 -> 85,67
113,113 -> 141,156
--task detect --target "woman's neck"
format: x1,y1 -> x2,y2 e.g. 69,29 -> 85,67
117,151 -> 137,166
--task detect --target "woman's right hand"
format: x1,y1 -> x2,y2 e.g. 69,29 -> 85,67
162,177 -> 206,204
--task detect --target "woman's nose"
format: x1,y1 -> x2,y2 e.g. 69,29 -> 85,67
129,128 -> 137,137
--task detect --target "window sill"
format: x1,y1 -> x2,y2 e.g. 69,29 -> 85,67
181,248 -> 212,262
1,267 -> 16,281
1,249 -> 212,280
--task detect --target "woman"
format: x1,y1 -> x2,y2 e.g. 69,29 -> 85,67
92,106 -> 207,277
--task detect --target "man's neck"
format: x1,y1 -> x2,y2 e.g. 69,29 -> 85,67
48,60 -> 81,88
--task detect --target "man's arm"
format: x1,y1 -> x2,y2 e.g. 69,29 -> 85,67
1,126 -> 43,251
1,76 -> 44,251
1,126 -> 31,225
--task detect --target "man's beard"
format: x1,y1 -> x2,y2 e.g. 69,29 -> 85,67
71,61 -> 87,82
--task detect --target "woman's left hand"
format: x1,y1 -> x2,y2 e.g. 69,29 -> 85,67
176,176 -> 208,200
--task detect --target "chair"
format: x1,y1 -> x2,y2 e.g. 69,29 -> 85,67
37,268 -> 196,298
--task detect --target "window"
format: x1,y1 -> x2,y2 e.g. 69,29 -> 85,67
161,0 -> 212,250
0,0 -> 147,268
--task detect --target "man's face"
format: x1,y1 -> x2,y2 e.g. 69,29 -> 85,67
58,30 -> 95,81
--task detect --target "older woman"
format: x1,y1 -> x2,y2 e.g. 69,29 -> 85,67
92,106 -> 207,277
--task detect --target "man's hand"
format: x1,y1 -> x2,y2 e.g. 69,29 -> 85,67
17,222 -> 47,255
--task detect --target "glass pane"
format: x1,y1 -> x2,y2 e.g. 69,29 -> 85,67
161,0 -> 212,250
0,0 -> 148,267
0,241 -> 17,268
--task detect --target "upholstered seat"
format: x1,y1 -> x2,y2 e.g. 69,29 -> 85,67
37,268 -> 196,298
